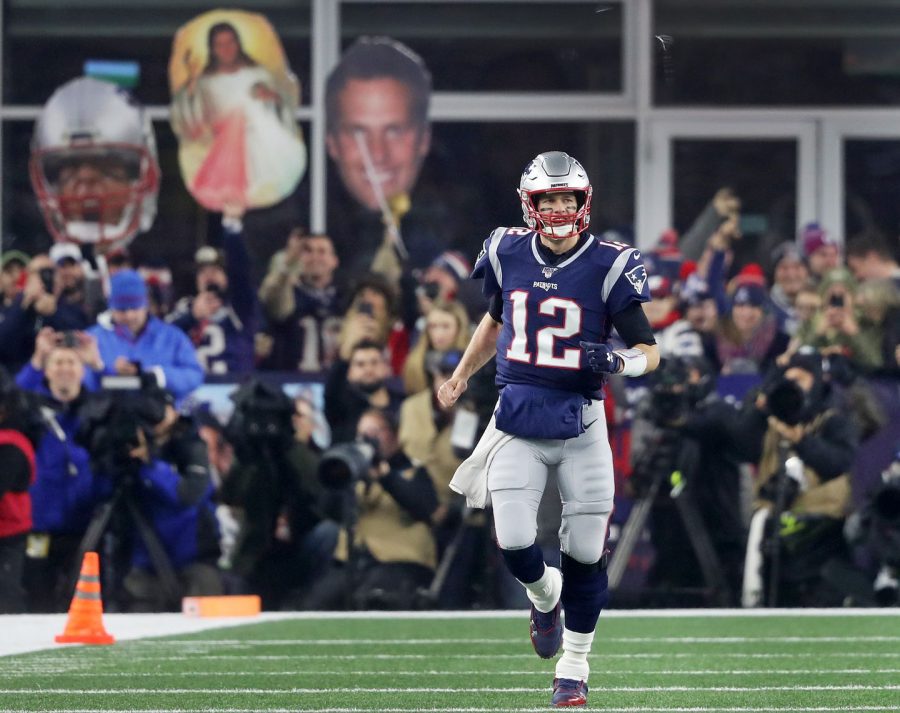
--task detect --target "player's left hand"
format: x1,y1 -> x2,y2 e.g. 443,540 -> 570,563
580,341 -> 623,374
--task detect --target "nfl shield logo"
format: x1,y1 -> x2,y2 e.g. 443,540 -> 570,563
542,266 -> 558,279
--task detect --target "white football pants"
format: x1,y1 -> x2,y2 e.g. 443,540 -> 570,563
489,399 -> 614,564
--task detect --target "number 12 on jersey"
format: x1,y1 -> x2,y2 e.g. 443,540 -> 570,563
506,290 -> 583,369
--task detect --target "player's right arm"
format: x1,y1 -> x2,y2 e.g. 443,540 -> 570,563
438,228 -> 508,408
438,311 -> 501,408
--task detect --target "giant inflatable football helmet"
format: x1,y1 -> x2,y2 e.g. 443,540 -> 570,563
518,151 -> 592,240
30,77 -> 160,252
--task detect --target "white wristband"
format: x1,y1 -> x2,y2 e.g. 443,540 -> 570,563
615,348 -> 648,377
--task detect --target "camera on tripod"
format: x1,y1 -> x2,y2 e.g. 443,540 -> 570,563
318,437 -> 382,490
75,372 -> 170,475
225,378 -> 295,451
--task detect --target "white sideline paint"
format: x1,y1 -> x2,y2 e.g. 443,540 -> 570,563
0,612 -> 300,658
2,608 -> 898,658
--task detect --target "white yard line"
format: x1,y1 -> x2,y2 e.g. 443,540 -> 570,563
2,684 -> 898,694
4,668 -> 898,677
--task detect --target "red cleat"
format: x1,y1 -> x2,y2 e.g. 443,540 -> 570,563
551,677 -> 588,707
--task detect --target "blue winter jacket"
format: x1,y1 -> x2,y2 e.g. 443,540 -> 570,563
129,456 -> 218,570
87,314 -> 204,402
29,396 -> 113,534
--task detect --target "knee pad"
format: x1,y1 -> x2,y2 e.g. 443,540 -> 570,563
492,497 -> 538,551
559,509 -> 611,564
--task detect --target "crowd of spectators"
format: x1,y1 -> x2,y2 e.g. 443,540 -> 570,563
0,188 -> 896,614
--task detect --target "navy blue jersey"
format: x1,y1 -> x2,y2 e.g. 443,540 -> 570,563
167,299 -> 254,375
167,225 -> 258,375
472,227 -> 650,397
264,285 -> 343,373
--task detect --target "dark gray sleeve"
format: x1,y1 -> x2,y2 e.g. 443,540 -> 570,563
680,201 -> 727,262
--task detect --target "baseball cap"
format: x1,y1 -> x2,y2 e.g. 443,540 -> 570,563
1,250 -> 30,270
49,242 -> 82,265
108,269 -> 148,310
195,246 -> 225,269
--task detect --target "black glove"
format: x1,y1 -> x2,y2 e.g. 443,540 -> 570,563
580,341 -> 622,374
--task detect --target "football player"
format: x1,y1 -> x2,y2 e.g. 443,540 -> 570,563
438,151 -> 659,708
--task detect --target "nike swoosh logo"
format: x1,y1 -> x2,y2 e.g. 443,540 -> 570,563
584,419 -> 598,430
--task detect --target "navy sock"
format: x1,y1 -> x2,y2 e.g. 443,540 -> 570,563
499,543 -> 545,584
560,552 -> 609,634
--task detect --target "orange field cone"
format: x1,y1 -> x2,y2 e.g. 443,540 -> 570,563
55,551 -> 115,645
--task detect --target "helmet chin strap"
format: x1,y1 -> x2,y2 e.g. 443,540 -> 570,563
540,219 -> 578,240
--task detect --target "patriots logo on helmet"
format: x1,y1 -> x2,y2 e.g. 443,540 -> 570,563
624,265 -> 648,294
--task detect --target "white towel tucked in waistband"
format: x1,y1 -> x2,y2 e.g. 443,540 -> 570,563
449,414 -> 513,509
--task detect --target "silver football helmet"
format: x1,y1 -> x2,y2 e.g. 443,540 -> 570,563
518,151 -> 592,240
30,77 -> 160,252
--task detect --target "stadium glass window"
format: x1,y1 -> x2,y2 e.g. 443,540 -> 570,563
845,139 -> 900,241
2,1 -> 313,106
324,121 -> 636,262
654,0 -> 900,106
340,1 -> 624,94
671,138 -> 798,267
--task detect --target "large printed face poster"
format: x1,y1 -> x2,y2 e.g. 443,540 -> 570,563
168,10 -> 307,211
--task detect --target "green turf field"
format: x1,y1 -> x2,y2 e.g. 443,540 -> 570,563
2,612 -> 898,712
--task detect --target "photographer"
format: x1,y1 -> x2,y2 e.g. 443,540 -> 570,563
218,380 -> 338,610
305,408 -> 440,610
166,206 -> 257,375
629,355 -> 747,605
740,348 -> 860,607
0,368 -> 40,613
115,395 -> 222,612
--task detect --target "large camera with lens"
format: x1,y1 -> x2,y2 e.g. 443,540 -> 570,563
225,378 -> 295,450
763,374 -> 810,426
763,348 -> 824,426
76,373 -> 170,475
645,356 -> 713,428
318,438 -> 380,490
